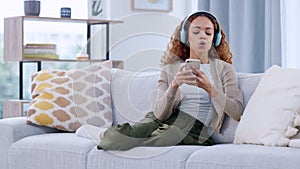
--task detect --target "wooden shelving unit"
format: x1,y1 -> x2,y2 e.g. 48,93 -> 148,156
4,16 -> 123,61
2,16 -> 123,118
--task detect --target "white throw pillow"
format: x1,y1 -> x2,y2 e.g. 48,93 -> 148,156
234,65 -> 300,147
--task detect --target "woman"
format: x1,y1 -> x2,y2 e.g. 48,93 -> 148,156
76,11 -> 244,150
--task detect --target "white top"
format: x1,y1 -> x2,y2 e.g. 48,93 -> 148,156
178,64 -> 213,126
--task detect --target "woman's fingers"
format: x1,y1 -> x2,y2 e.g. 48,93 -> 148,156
176,70 -> 197,86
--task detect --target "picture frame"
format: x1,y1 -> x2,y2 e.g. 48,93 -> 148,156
131,0 -> 173,12
88,0 -> 110,20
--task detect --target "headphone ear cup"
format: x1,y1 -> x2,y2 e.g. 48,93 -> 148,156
180,28 -> 187,44
214,32 -> 222,46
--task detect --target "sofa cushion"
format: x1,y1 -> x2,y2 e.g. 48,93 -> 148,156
110,68 -> 160,124
186,144 -> 300,169
234,65 -> 300,147
27,60 -> 113,131
87,145 -> 205,169
8,133 -> 96,169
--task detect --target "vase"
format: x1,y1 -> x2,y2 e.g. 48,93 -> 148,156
24,1 -> 40,16
60,7 -> 71,18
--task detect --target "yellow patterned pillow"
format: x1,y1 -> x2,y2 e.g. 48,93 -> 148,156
27,60 -> 113,132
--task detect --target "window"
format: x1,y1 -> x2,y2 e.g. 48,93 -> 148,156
282,0 -> 300,68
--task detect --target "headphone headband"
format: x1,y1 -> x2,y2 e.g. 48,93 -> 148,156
180,11 -> 222,47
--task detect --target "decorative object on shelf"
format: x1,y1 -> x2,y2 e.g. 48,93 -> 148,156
88,0 -> 109,19
76,52 -> 89,60
75,41 -> 89,60
24,0 -> 41,16
131,0 -> 172,12
60,7 -> 71,18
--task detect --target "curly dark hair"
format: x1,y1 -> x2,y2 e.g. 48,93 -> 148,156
161,12 -> 233,65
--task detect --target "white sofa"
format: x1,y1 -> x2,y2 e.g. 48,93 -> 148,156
1,68 -> 300,169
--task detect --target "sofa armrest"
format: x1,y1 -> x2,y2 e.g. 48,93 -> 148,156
0,116 -> 60,142
0,117 -> 60,169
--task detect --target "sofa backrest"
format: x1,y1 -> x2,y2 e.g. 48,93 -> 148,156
237,73 -> 263,107
110,68 -> 263,143
110,68 -> 160,125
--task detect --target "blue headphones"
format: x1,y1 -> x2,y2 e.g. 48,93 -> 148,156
180,11 -> 222,47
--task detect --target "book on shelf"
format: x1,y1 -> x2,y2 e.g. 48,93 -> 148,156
24,48 -> 57,54
24,43 -> 58,58
25,43 -> 57,49
24,53 -> 59,60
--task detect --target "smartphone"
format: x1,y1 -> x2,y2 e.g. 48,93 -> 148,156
185,59 -> 201,70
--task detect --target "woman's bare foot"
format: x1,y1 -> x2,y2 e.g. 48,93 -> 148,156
100,131 -> 105,140
75,124 -> 107,142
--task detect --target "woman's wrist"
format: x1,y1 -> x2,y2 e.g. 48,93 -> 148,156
206,84 -> 219,98
171,80 -> 179,89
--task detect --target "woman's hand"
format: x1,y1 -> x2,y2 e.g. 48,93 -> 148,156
191,67 -> 219,98
171,64 -> 197,89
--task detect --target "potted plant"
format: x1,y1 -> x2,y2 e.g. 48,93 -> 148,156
75,41 -> 89,61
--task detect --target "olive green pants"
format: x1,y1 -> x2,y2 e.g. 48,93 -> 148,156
97,110 -> 213,150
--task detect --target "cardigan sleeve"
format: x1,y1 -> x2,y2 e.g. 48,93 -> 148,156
211,62 -> 244,121
152,65 -> 183,121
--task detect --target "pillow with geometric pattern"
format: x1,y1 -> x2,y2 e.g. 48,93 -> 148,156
27,60 -> 113,132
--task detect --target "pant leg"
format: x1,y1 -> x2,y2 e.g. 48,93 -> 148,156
170,110 -> 213,145
139,124 -> 187,147
179,119 -> 213,146
163,109 -> 196,134
98,110 -> 212,150
130,112 -> 162,137
140,109 -> 213,147
97,112 -> 160,150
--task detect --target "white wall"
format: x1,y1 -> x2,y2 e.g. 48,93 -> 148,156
107,0 -> 191,71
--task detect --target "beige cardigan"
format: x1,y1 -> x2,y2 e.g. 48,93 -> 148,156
153,58 -> 244,133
